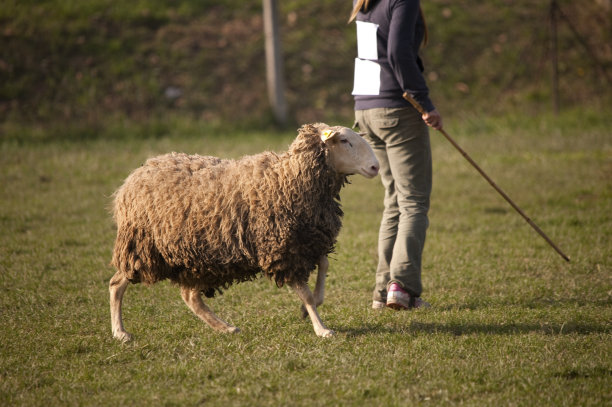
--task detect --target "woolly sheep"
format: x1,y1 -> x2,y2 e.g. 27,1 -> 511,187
109,123 -> 379,340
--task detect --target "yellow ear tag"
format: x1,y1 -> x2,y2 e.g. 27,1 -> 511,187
321,129 -> 334,141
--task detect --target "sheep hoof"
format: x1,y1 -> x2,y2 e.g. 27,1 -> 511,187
113,331 -> 133,342
226,326 -> 240,334
317,329 -> 335,338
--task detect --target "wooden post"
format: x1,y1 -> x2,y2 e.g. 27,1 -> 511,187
263,0 -> 288,125
550,0 -> 560,115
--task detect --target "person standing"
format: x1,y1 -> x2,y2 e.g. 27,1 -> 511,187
349,0 -> 442,310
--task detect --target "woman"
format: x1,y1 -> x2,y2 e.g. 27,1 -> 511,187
350,0 -> 442,310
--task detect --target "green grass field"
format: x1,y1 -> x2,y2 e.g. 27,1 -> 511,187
1,110 -> 610,406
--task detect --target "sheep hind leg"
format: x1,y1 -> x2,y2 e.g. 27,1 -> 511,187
180,287 -> 239,334
109,270 -> 132,342
292,280 -> 334,338
301,255 -> 328,318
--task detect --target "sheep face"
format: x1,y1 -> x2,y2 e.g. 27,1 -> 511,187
322,127 -> 379,178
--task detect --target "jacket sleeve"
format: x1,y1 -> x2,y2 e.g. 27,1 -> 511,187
387,0 -> 435,112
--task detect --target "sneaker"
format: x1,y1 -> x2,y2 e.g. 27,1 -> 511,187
386,283 -> 431,310
372,300 -> 386,309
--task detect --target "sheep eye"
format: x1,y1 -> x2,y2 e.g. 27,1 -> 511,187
340,138 -> 352,147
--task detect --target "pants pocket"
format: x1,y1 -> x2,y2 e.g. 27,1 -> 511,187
372,117 -> 399,130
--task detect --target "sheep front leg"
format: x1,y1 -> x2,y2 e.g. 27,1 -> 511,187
301,255 -> 328,318
180,287 -> 239,334
109,271 -> 132,342
292,280 -> 335,338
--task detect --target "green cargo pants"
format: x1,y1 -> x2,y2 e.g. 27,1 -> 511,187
355,107 -> 432,301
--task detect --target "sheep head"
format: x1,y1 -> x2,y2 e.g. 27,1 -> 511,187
319,126 -> 379,178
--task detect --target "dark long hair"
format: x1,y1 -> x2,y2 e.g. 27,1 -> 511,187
348,0 -> 428,46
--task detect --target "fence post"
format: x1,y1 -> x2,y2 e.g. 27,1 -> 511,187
263,0 -> 288,125
550,0 -> 560,115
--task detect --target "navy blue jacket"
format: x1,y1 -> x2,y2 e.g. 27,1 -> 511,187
353,0 -> 435,112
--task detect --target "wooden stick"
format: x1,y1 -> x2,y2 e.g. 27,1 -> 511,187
403,92 -> 570,262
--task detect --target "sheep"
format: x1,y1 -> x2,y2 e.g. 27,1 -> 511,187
109,123 -> 380,340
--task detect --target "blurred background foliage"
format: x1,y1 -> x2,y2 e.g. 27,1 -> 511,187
0,0 -> 610,136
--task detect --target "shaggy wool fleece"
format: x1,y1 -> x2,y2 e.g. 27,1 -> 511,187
111,124 -> 347,297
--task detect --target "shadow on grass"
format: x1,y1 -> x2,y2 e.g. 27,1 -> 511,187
438,297 -> 612,311
552,366 -> 612,380
407,321 -> 609,336
337,320 -> 610,337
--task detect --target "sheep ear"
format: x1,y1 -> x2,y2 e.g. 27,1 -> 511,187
320,129 -> 338,142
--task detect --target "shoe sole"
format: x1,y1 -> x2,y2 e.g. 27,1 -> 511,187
386,301 -> 409,310
387,301 -> 430,310
372,300 -> 386,309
